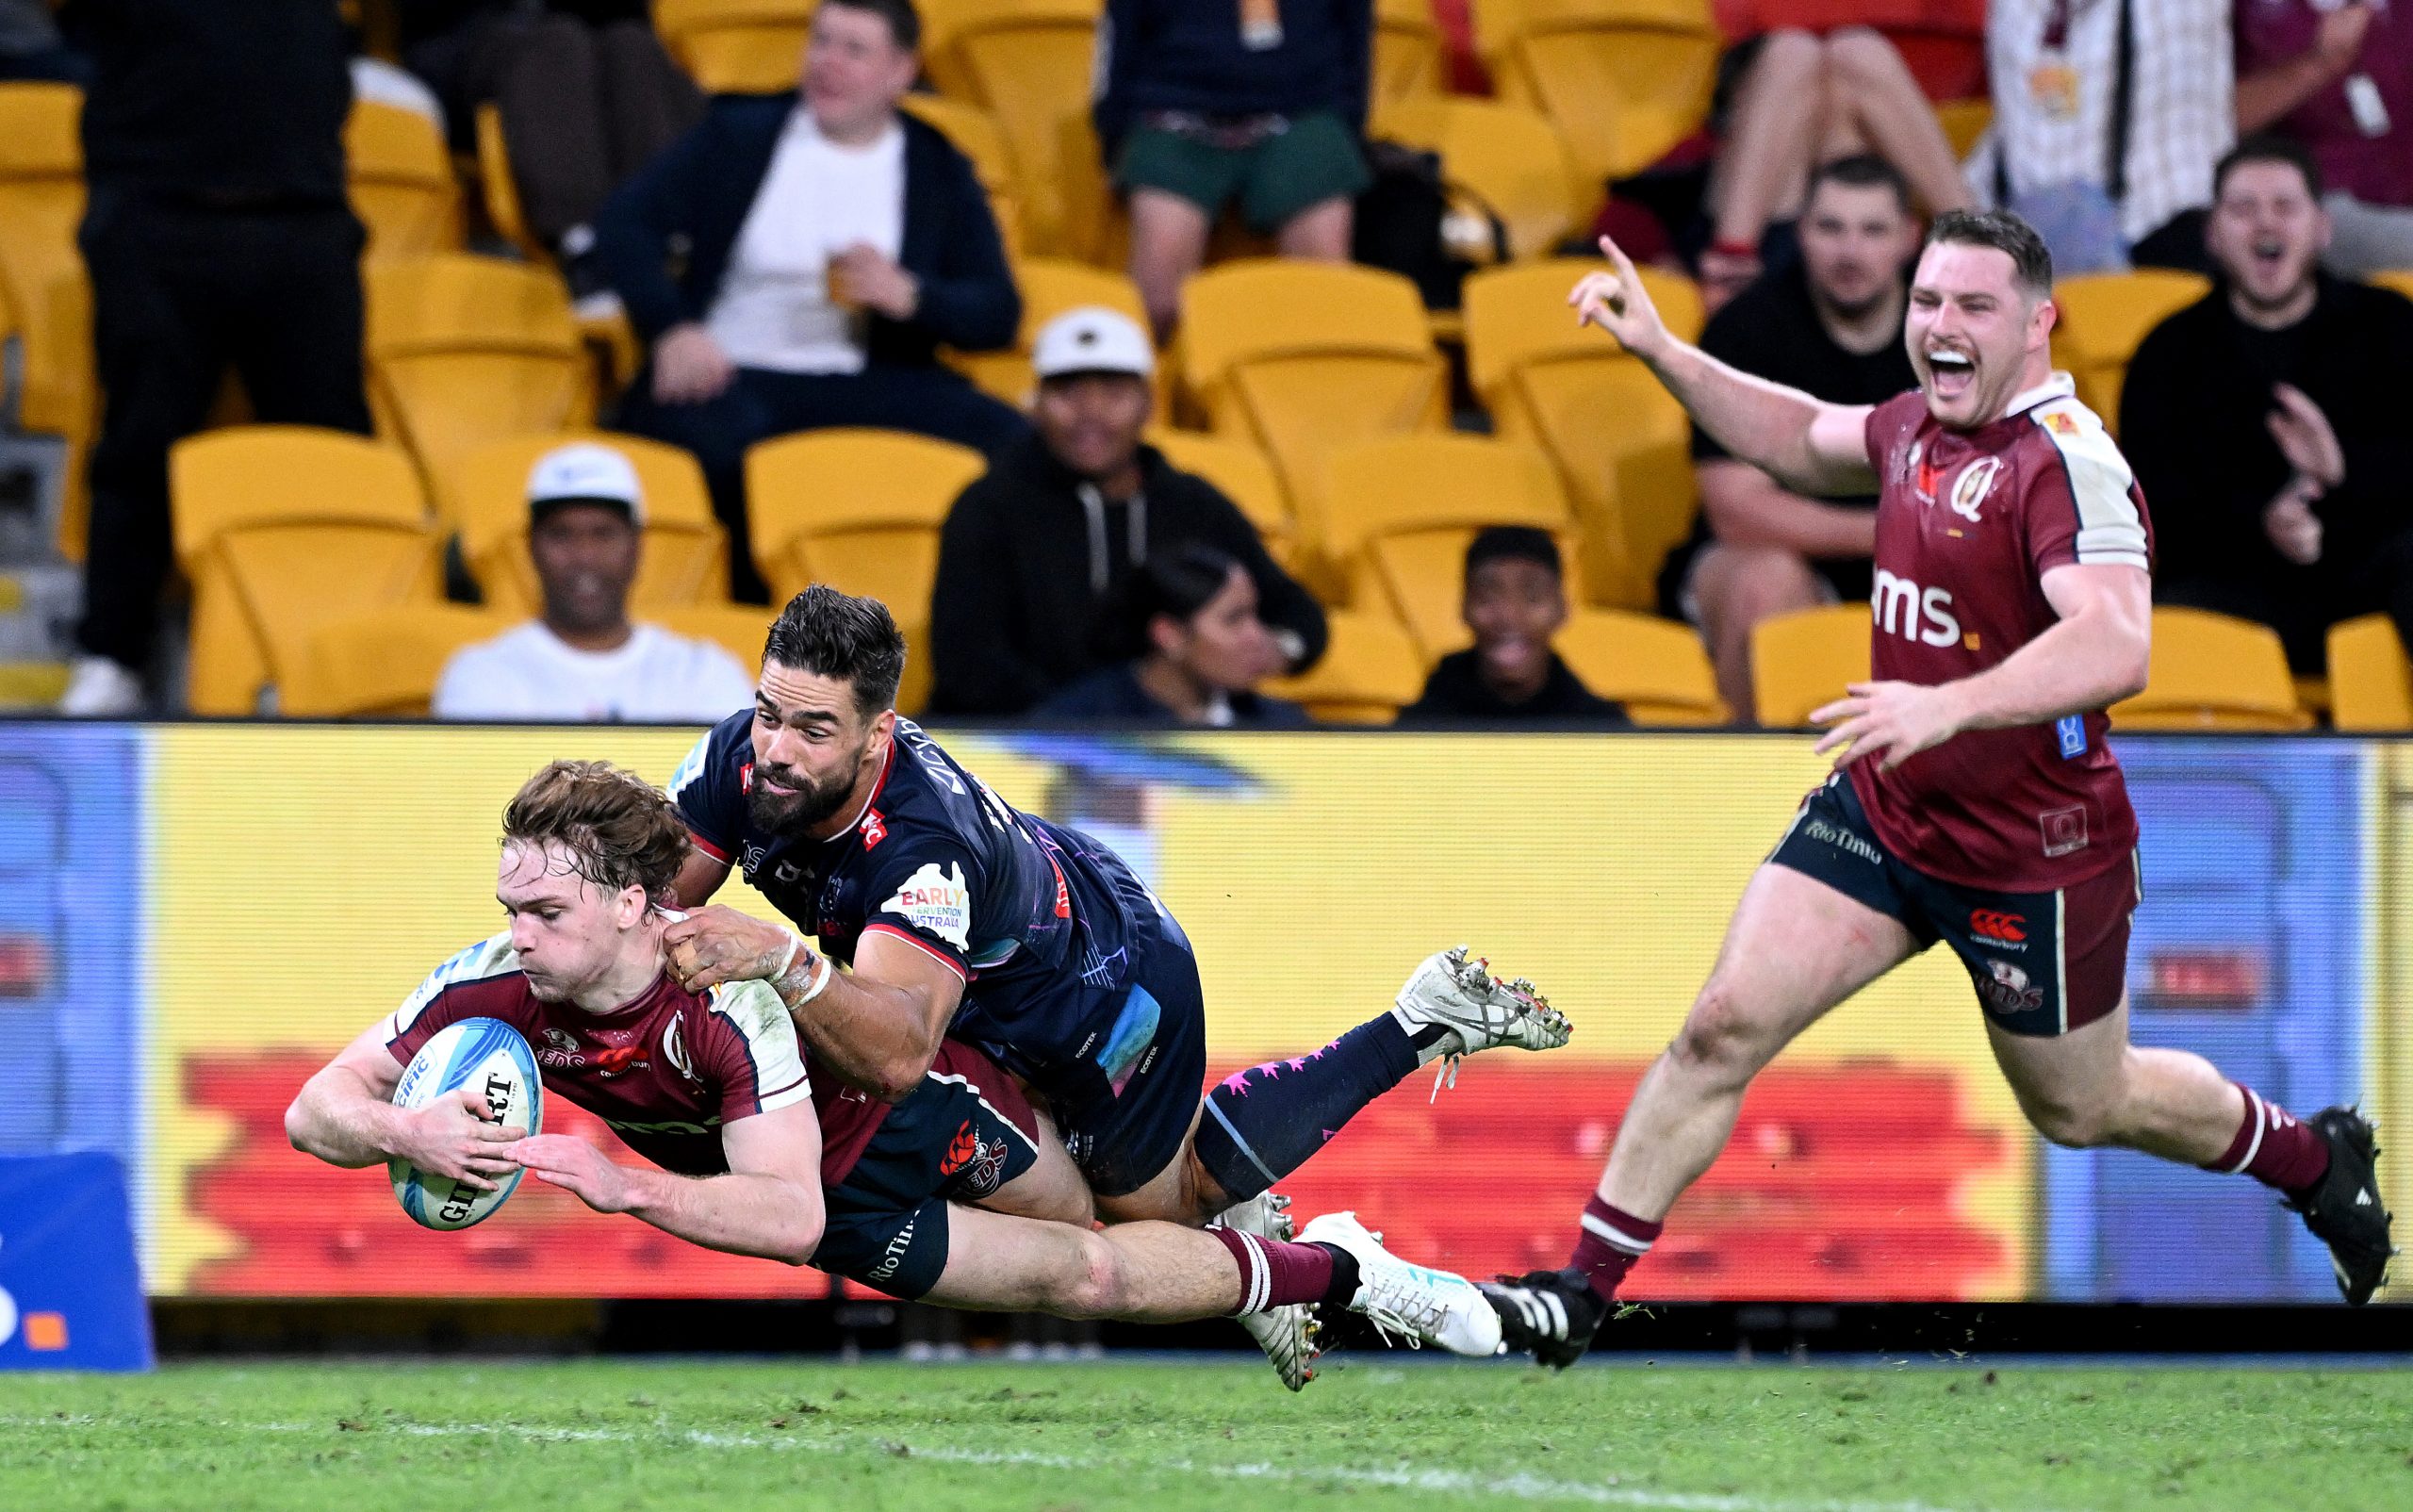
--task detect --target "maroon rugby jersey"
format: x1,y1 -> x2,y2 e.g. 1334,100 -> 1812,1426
1850,376 -> 2154,892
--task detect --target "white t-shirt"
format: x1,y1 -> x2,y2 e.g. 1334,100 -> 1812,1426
432,622 -> 758,724
707,109 -> 908,375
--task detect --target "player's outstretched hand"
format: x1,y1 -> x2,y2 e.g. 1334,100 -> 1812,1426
1567,236 -> 1669,362
502,1134 -> 634,1214
664,904 -> 800,993
399,1087 -> 524,1192
1812,681 -> 1964,772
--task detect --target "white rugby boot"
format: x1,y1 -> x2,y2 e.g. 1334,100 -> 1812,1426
1392,945 -> 1572,1095
1214,1189 -> 1319,1390
1299,1209 -> 1504,1358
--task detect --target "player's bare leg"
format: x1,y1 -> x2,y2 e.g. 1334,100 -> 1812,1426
967,1104 -> 1095,1227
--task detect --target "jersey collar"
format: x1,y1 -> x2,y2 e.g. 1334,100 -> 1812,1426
1999,370 -> 2077,419
824,739 -> 897,846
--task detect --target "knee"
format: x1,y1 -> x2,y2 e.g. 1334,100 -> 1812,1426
1668,979 -> 1779,1082
1758,29 -> 1824,78
1701,547 -> 1823,635
1058,1231 -> 1128,1319
2022,1091 -> 2119,1150
1822,27 -> 1897,82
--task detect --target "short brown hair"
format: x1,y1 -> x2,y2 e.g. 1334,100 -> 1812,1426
1926,208 -> 2054,299
501,760 -> 688,905
764,584 -> 908,715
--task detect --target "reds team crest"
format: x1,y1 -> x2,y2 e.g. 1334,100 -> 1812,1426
1949,457 -> 2003,522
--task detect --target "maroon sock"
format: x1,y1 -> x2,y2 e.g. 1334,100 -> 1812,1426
2204,1083 -> 2330,1197
1209,1225 -> 1339,1314
1569,1194 -> 1661,1304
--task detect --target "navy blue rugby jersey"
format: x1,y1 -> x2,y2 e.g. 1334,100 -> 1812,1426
668,714 -> 1155,1084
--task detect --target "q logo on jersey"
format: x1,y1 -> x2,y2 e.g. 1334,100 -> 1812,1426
883,861 -> 973,951
1949,457 -> 2002,523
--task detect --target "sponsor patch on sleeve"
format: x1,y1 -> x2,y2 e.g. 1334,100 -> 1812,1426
880,861 -> 974,952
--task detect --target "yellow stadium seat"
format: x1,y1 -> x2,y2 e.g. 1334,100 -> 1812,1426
1373,0 -> 1448,102
898,93 -> 1024,256
656,0 -> 813,93
2112,607 -> 2309,730
1371,95 -> 1589,262
746,429 -> 990,715
1179,260 -> 1447,557
1463,256 -> 1703,398
1934,98 -> 1992,160
1145,428 -> 1294,568
1554,608 -> 1727,725
2371,269 -> 2413,304
1321,435 -> 1572,658
2050,270 -> 2210,431
946,256 -> 1151,406
367,255 -> 590,521
1749,602 -> 1871,729
454,432 -> 728,615
2327,614 -> 2413,732
0,84 -> 93,553
347,100 -> 464,264
1477,0 -> 1719,185
922,0 -> 1100,255
473,103 -> 546,262
1261,609 -> 1427,724
653,603 -> 776,681
172,427 -> 442,715
283,603 -> 514,717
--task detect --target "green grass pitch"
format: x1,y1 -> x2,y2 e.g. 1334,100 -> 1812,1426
5,1358 -> 2409,1510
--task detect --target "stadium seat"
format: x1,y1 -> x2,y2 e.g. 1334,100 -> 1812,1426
1321,435 -> 1573,658
1260,609 -> 1427,724
282,603 -> 513,717
0,83 -> 93,553
366,255 -> 591,522
1145,429 -> 1294,568
1476,0 -> 1720,185
1934,98 -> 1992,159
945,256 -> 1152,407
2327,614 -> 2413,732
1371,95 -> 1589,262
921,0 -> 1100,255
172,427 -> 442,715
1179,260 -> 1448,560
454,432 -> 728,615
746,429 -> 990,715
2050,270 -> 2211,431
655,0 -> 813,92
2372,269 -> 2413,304
897,93 -> 1025,256
2112,607 -> 2310,730
1373,0 -> 1449,102
653,603 -> 776,679
1555,608 -> 1729,725
346,100 -> 464,264
1750,603 -> 1872,729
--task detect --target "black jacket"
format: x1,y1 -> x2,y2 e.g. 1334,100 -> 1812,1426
928,436 -> 1328,715
1094,0 -> 1371,150
1035,663 -> 1311,727
1397,649 -> 1632,726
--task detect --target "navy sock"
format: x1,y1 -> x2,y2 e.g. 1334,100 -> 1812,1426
1194,1015 -> 1422,1202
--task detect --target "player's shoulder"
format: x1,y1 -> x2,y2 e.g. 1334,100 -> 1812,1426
394,932 -> 524,1028
668,707 -> 753,801
702,978 -> 794,1046
1863,389 -> 1933,473
869,721 -> 991,843
2017,386 -> 2135,493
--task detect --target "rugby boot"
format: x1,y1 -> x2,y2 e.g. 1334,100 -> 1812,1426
2285,1106 -> 2395,1305
1297,1209 -> 1503,1357
1479,1267 -> 1605,1370
1392,945 -> 1573,1096
1215,1190 -> 1319,1389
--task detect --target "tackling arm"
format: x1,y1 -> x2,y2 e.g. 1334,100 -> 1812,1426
504,1101 -> 825,1266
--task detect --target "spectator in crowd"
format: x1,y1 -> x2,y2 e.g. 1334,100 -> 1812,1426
2121,136 -> 2413,671
1970,0 -> 2234,273
2235,0 -> 2413,276
599,0 -> 1026,601
1399,528 -> 1629,726
1659,156 -> 1920,723
433,442 -> 758,721
1095,0 -> 1372,339
1037,543 -> 1309,726
1,0 -> 86,82
1698,25 -> 1972,308
396,3 -> 700,302
57,0 -> 374,716
927,307 -> 1325,716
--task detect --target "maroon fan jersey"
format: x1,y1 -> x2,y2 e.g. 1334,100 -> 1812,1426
1850,376 -> 2154,892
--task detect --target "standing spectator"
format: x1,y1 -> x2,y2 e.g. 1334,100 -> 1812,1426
433,442 -> 759,721
1969,0 -> 2235,273
599,0 -> 1025,602
2235,0 -> 2413,276
57,0 -> 374,715
927,307 -> 1325,716
1096,0 -> 1373,339
2121,136 -> 2413,670
1037,543 -> 1309,726
1659,156 -> 1921,723
1398,528 -> 1629,726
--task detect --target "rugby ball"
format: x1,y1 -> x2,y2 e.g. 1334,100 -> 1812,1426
387,1017 -> 543,1231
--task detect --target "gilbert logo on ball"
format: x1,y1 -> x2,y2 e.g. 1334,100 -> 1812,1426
388,1017 -> 543,1231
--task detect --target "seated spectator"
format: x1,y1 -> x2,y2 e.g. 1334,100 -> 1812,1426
927,307 -> 1325,715
1660,156 -> 1920,723
2121,137 -> 2413,671
1037,544 -> 1309,727
433,442 -> 759,721
598,0 -> 1026,600
2235,1 -> 2413,277
1399,528 -> 1629,726
1970,0 -> 2233,274
1096,0 -> 1373,339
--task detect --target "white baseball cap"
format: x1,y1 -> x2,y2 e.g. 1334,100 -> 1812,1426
1031,306 -> 1155,381
527,441 -> 645,526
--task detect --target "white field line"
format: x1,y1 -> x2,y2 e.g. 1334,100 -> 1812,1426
0,1413 -> 2014,1512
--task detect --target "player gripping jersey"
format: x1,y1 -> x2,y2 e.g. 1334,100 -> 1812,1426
1481,213 -> 2392,1368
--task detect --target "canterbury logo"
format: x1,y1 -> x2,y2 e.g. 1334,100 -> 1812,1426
940,1120 -> 978,1176
1969,911 -> 2027,944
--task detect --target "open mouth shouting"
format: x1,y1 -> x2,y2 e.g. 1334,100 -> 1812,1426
1925,345 -> 1977,402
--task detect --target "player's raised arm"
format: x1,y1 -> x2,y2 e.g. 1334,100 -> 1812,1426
285,1022 -> 521,1191
1573,237 -> 1879,497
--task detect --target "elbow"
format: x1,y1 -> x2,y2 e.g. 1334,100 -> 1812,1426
283,1095 -> 324,1160
779,1218 -> 826,1268
2111,621 -> 2153,703
870,1045 -> 940,1105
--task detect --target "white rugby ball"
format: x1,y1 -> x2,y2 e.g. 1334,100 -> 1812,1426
387,1016 -> 544,1231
